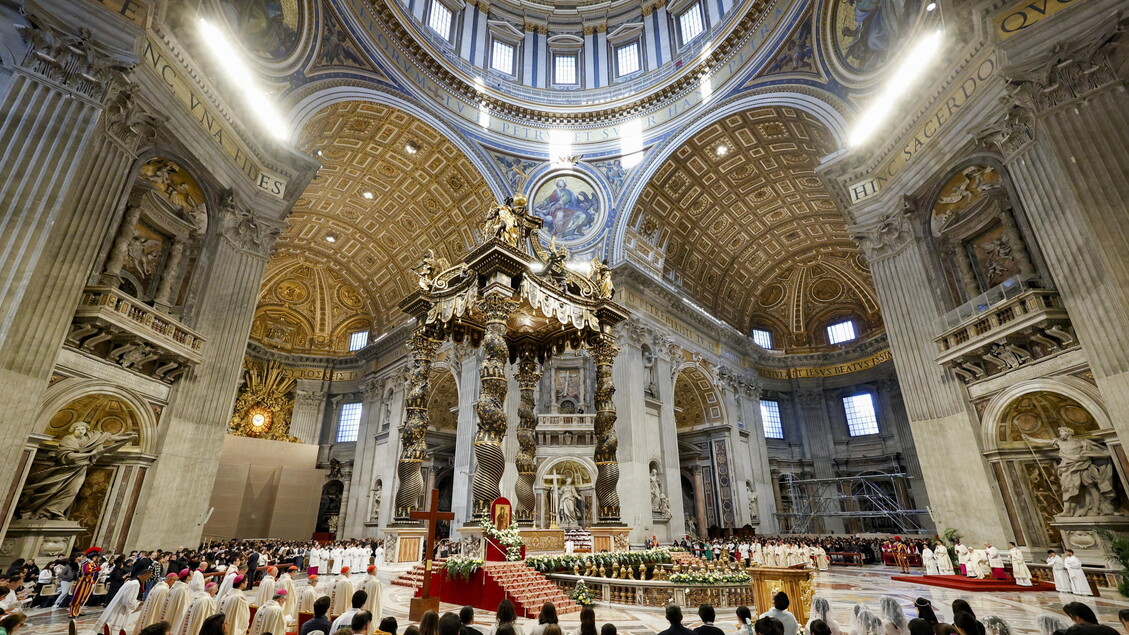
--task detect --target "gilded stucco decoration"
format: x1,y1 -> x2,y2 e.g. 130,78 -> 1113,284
930,165 -> 1003,236
264,101 -> 496,340
997,391 -> 1099,446
251,254 -> 372,355
632,107 -> 881,347
228,359 -> 298,441
427,370 -> 458,431
44,394 -> 143,447
674,367 -> 723,429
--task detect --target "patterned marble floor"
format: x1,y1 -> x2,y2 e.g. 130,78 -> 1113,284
19,565 -> 1129,635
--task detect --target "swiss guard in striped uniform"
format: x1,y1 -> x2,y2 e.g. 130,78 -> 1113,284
70,546 -> 102,618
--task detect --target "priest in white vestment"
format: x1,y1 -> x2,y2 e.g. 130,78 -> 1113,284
373,545 -> 384,568
173,582 -> 217,635
985,544 -> 1006,580
330,548 -> 345,575
279,568 -> 298,622
934,544 -> 955,575
136,573 -> 176,634
219,575 -> 251,635
814,546 -> 830,571
256,568 -> 278,607
299,576 -> 322,614
971,548 -> 991,579
358,566 -> 382,621
249,591 -> 289,635
922,547 -> 938,575
955,542 -> 972,577
94,570 -> 150,635
188,564 -> 207,594
1007,543 -> 1032,587
330,568 -> 354,617
1064,550 -> 1091,595
217,565 -> 245,606
308,549 -> 322,576
162,574 -> 193,634
1047,550 -> 1072,592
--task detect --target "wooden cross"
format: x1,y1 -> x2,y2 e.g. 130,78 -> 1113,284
409,488 -> 454,599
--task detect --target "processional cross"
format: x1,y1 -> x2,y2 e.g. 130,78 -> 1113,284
408,488 -> 454,618
544,472 -> 565,530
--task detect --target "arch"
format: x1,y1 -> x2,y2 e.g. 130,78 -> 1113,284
35,379 -> 160,455
609,89 -> 851,264
980,377 -> 1111,452
316,479 -> 345,533
672,364 -> 727,428
427,366 -> 460,431
286,85 -> 507,201
536,455 -> 598,486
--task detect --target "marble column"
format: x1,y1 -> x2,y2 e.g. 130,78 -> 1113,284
393,327 -> 441,521
691,465 -> 708,537
978,51 -> 1129,445
513,356 -> 542,526
0,26 -> 155,536
343,377 -> 382,538
793,385 -> 845,533
852,204 -> 1010,544
610,327 -> 652,537
127,202 -> 280,548
100,201 -> 143,283
449,347 -> 481,533
153,236 -> 188,310
591,332 -> 622,525
652,336 -> 685,539
291,389 -> 328,445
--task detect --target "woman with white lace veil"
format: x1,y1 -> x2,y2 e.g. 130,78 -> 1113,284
850,605 -> 883,635
981,616 -> 1011,635
807,597 -> 843,635
880,596 -> 910,635
1036,615 -> 1065,635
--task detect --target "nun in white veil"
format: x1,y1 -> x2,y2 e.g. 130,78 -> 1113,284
807,597 -> 842,635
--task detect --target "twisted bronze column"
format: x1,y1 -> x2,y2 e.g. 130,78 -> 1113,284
514,355 -> 542,526
591,333 -> 622,524
471,294 -> 515,519
394,327 -> 441,521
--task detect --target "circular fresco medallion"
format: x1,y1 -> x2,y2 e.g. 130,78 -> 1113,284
276,280 -> 308,303
338,285 -> 364,309
216,0 -> 304,60
530,173 -> 606,245
826,0 -> 925,78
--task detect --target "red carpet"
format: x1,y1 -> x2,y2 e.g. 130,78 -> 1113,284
891,574 -> 1057,592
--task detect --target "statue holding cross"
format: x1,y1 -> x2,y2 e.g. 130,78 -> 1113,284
408,488 -> 454,620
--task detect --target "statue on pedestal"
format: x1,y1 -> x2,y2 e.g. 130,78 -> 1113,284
650,467 -> 671,519
557,475 -> 582,528
1024,427 -> 1117,516
18,422 -> 136,520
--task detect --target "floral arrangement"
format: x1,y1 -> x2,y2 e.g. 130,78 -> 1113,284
443,556 -> 484,581
526,548 -> 672,573
570,580 -> 595,606
480,517 -> 524,561
668,571 -> 752,585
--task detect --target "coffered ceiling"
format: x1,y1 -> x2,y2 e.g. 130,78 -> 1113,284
256,100 -> 496,355
630,106 -> 882,349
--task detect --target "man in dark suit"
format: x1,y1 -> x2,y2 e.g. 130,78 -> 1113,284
247,551 -> 261,584
694,605 -> 725,635
658,605 -> 696,635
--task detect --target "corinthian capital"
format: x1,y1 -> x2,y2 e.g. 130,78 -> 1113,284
850,199 -> 916,263
221,190 -> 283,257
102,76 -> 162,149
16,21 -> 132,100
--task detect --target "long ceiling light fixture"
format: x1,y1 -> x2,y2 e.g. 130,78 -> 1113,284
198,18 -> 290,141
849,29 -> 944,147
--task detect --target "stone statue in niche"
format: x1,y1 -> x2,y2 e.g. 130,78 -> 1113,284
18,422 -> 136,520
642,347 -> 657,398
369,482 -> 382,523
1023,427 -> 1117,516
650,467 -> 671,519
746,482 -> 759,521
126,235 -> 161,277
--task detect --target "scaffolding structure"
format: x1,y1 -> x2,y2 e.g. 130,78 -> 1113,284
773,472 -> 930,534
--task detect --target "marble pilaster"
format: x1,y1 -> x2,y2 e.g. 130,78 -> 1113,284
291,389 -> 328,445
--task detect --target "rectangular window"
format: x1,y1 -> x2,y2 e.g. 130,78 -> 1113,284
427,1 -> 453,40
336,402 -> 363,442
751,328 -> 773,349
348,330 -> 369,352
827,319 -> 857,344
491,40 -> 516,74
554,54 -> 578,85
615,42 -> 641,76
843,393 -> 880,436
678,4 -> 706,44
760,400 -> 783,439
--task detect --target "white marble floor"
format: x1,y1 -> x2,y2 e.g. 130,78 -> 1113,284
22,565 -> 1129,635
